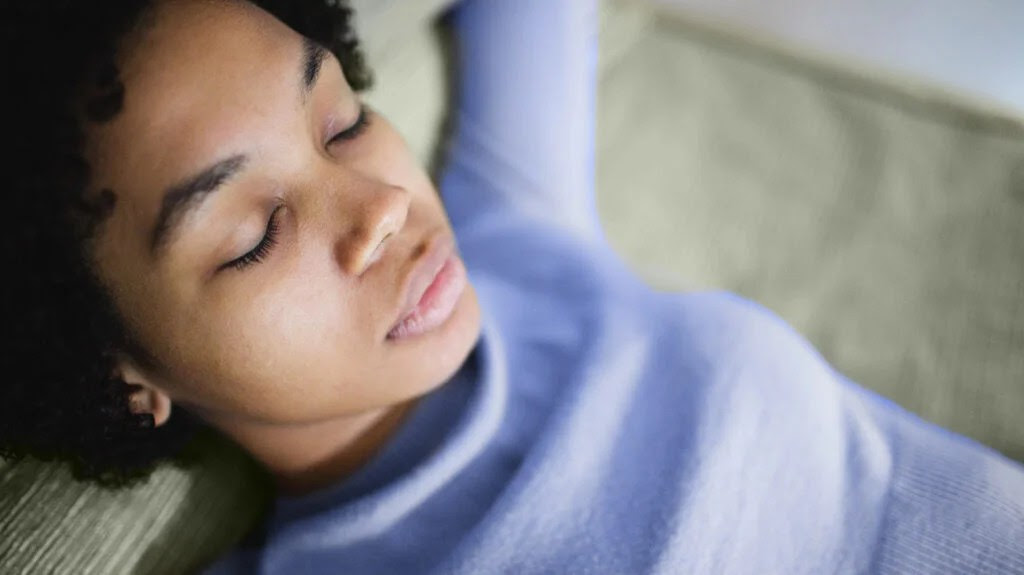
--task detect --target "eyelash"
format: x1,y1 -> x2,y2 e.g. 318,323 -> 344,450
328,105 -> 369,144
220,107 -> 368,274
224,204 -> 283,272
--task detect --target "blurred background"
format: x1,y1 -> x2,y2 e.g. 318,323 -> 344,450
648,0 -> 1024,113
2,1 -> 1022,573
356,0 -> 1024,464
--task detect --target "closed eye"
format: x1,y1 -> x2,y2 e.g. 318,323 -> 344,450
328,104 -> 369,145
220,204 -> 284,272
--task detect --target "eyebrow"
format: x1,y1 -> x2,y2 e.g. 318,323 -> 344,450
302,37 -> 328,101
149,154 -> 248,255
149,37 -> 330,258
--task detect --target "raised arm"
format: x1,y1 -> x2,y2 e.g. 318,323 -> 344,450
440,0 -> 601,241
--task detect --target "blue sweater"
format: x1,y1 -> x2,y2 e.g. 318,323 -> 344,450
204,0 -> 1024,573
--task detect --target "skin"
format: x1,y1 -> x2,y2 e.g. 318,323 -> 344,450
84,0 -> 481,494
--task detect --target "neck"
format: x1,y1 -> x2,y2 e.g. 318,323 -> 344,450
209,399 -> 419,497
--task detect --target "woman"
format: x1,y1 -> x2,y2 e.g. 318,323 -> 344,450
1,0 -> 1022,573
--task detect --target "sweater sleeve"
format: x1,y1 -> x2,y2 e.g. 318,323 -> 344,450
860,386 -> 1024,574
440,0 -> 602,242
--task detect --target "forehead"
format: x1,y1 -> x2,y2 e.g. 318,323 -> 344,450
85,0 -> 304,243
87,0 -> 303,193
109,0 -> 300,137
122,0 -> 292,97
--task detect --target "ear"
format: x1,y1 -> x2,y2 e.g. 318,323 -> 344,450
116,355 -> 172,428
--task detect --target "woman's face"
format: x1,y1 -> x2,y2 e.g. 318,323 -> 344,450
84,0 -> 481,430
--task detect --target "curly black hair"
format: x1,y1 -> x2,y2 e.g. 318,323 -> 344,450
0,0 -> 372,488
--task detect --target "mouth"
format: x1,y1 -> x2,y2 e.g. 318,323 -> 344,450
386,233 -> 467,341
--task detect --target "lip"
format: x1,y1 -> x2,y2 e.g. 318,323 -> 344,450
386,233 -> 459,339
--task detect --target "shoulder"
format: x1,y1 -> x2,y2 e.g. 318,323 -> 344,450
667,291 -> 805,344
654,291 -> 867,467
667,293 -> 1024,570
665,291 -> 838,385
869,399 -> 1024,573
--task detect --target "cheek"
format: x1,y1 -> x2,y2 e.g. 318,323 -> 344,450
172,270 -> 369,416
236,271 -> 359,363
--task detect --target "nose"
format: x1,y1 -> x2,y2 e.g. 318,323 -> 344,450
335,183 -> 410,276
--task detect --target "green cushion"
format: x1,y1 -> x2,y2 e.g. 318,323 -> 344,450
0,432 -> 271,574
